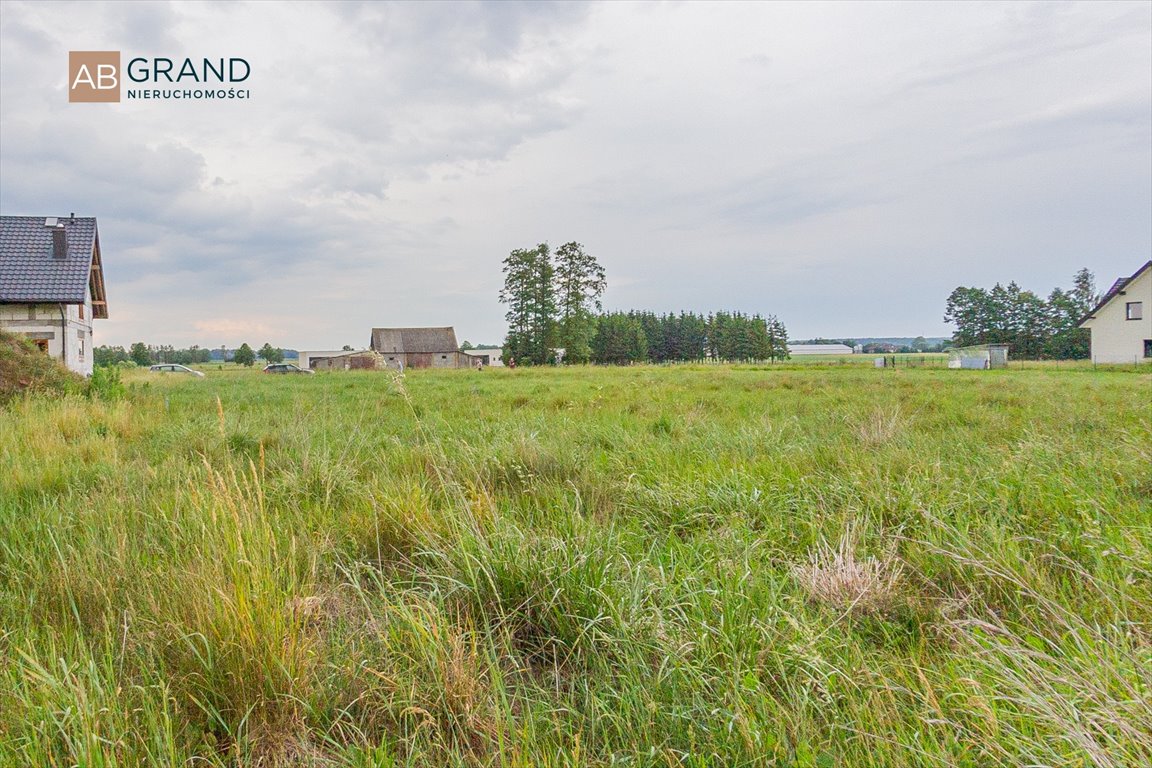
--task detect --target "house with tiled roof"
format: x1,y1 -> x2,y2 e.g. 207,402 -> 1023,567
1078,260 -> 1152,364
0,215 -> 108,375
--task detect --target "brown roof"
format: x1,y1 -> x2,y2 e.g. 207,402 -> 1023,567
370,326 -> 459,354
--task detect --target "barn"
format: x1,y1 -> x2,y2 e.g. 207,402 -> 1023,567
370,327 -> 471,369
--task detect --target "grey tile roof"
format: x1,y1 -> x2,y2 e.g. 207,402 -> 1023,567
371,327 -> 459,354
0,215 -> 98,303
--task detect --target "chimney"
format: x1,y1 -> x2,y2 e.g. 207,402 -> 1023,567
52,225 -> 68,259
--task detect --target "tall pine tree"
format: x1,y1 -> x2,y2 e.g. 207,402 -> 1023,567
554,242 -> 606,364
500,244 -> 557,365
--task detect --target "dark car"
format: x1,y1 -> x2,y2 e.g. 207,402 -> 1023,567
262,363 -> 314,374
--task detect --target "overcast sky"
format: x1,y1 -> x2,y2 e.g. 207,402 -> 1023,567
1,1 -> 1149,348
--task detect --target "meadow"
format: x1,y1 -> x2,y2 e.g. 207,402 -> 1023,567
1,363 -> 1150,767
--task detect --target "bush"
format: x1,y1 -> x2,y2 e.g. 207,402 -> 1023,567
0,330 -> 83,405
88,365 -> 125,401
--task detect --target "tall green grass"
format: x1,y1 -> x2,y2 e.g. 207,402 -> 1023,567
1,365 -> 1149,766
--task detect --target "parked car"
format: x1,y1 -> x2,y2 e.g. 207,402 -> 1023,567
262,363 -> 314,374
149,364 -> 205,377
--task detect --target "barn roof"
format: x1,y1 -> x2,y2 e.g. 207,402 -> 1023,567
0,215 -> 108,317
370,326 -> 459,354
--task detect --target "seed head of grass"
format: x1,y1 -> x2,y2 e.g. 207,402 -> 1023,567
854,405 -> 906,447
794,528 -> 904,616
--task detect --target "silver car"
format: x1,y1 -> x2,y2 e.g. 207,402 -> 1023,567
148,363 -> 205,377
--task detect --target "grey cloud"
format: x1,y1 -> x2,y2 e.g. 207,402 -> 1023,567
2,1 -> 1149,347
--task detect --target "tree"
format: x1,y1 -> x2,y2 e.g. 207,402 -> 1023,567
94,345 -> 128,367
1045,288 -> 1090,359
233,343 -> 256,367
765,315 -> 790,361
459,340 -> 474,350
944,269 -> 1096,359
676,312 -> 708,361
258,343 -> 283,363
553,242 -> 606,364
1070,268 -> 1098,314
500,243 -> 556,365
591,312 -> 647,364
129,342 -> 151,367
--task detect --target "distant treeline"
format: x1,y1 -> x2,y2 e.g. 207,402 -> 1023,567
944,268 -> 1096,359
794,337 -> 953,353
95,342 -> 287,367
500,241 -> 790,366
585,310 -> 788,365
95,343 -> 213,367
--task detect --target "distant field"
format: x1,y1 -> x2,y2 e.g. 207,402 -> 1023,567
2,365 -> 1150,766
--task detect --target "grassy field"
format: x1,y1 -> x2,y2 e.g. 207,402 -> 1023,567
1,364 -> 1150,767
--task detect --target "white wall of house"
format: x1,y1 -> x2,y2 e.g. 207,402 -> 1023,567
298,350 -> 360,370
0,291 -> 95,375
1082,267 -> 1152,364
463,348 -> 504,366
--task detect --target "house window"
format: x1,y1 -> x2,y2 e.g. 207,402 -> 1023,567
79,339 -> 84,360
1145,340 -> 1152,359
79,303 -> 85,320
441,355 -> 447,360
1127,302 -> 1143,320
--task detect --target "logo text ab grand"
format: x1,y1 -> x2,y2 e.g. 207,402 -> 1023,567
69,52 -> 251,103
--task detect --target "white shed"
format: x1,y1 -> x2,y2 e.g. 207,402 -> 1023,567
947,344 -> 1010,369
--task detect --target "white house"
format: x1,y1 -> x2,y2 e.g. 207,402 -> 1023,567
462,347 -> 504,367
0,215 -> 108,375
1079,260 -> 1152,364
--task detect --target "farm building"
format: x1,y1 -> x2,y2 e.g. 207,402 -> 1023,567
370,327 -> 471,369
1078,260 -> 1152,364
298,350 -> 360,370
463,347 -> 504,367
308,350 -> 386,371
788,344 -> 854,355
0,215 -> 108,376
947,344 -> 1010,369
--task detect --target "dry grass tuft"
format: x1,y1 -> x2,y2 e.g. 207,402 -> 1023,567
247,714 -> 333,767
794,527 -> 904,616
854,405 -> 906,446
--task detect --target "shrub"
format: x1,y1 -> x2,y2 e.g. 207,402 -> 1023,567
87,365 -> 125,401
0,330 -> 82,405
794,527 -> 905,616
